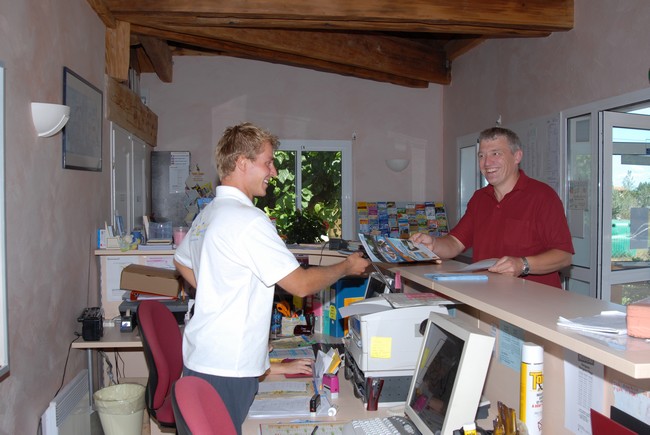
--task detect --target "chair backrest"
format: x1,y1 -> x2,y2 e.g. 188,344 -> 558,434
138,300 -> 183,427
172,376 -> 238,435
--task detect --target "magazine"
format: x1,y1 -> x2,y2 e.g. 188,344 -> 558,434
358,233 -> 440,263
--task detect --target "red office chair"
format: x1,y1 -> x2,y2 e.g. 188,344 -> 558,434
138,300 -> 183,428
172,376 -> 237,435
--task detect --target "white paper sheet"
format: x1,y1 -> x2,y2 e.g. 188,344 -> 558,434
338,302 -> 391,318
457,258 -> 498,272
557,311 -> 627,335
269,347 -> 315,360
564,349 -> 605,434
248,393 -> 331,418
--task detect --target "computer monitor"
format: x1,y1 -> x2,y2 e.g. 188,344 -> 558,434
404,312 -> 495,435
363,271 -> 393,299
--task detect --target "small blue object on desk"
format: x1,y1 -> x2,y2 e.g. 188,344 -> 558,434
425,273 -> 488,281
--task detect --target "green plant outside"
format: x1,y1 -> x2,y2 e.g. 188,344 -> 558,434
255,150 -> 342,244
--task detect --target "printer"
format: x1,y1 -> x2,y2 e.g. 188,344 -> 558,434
341,296 -> 449,406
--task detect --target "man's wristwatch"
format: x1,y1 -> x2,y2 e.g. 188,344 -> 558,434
521,257 -> 530,277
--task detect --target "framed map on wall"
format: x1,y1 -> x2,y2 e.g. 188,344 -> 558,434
62,67 -> 103,171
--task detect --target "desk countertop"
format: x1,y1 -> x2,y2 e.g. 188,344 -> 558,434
241,372 -> 393,434
71,326 -> 143,349
393,260 -> 650,379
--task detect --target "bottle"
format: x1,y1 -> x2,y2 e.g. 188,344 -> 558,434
271,308 -> 282,339
520,342 -> 544,435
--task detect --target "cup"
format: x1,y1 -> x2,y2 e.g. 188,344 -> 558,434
173,226 -> 188,246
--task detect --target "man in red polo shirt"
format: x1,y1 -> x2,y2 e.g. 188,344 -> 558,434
411,127 -> 574,288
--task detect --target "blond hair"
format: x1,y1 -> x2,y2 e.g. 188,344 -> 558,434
215,122 -> 279,180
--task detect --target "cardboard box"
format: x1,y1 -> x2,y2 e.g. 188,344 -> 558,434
120,264 -> 182,298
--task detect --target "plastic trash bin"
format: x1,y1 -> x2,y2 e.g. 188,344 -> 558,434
93,383 -> 146,435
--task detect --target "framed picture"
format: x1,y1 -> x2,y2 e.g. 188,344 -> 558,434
62,67 -> 102,171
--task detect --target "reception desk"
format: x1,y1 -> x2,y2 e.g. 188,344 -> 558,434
92,249 -> 650,433
391,260 -> 650,434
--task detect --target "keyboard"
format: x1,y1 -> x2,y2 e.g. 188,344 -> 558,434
342,416 -> 422,435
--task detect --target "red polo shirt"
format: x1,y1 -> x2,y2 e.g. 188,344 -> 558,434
451,170 -> 574,288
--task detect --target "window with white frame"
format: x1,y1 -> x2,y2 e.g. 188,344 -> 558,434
0,62 -> 8,379
255,140 -> 353,241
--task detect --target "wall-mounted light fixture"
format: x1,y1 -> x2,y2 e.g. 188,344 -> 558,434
31,102 -> 70,137
385,158 -> 410,172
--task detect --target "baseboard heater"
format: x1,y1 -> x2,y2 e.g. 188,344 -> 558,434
41,369 -> 94,435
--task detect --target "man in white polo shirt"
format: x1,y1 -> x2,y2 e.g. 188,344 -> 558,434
174,122 -> 369,433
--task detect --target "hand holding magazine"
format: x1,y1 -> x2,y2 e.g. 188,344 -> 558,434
358,233 -> 441,263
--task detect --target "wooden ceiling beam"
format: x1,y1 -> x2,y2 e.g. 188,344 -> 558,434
444,38 -> 486,62
104,0 -> 573,32
92,0 -> 574,87
105,20 -> 130,82
132,24 -> 449,84
133,47 -> 155,74
120,16 -> 554,38
132,25 -> 433,87
138,35 -> 174,83
85,0 -> 117,28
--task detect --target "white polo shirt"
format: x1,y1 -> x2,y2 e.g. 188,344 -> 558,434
175,186 -> 299,377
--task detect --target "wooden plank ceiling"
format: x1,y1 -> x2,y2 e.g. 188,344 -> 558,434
87,0 -> 574,89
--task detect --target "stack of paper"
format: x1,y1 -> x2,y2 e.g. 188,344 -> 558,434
268,346 -> 315,362
259,422 -> 346,435
557,311 -> 627,335
249,380 -> 329,418
314,348 -> 341,383
382,292 -> 455,308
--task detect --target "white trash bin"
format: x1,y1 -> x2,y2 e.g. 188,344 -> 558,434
93,383 -> 146,435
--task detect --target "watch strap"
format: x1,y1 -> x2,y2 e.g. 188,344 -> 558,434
521,257 -> 530,276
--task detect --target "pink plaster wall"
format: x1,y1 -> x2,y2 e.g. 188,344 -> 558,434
0,1 -> 108,434
443,0 -> 650,224
141,57 -> 445,203
0,0 -> 648,433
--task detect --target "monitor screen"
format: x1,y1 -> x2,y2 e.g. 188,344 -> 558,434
364,271 -> 393,299
405,312 -> 495,435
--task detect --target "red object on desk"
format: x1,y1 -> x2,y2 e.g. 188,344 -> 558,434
590,409 -> 636,435
281,359 -> 313,378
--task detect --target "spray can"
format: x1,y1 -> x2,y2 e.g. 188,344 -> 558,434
520,342 -> 544,435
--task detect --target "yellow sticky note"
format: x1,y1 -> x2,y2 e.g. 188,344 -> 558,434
370,336 -> 392,359
329,304 -> 337,320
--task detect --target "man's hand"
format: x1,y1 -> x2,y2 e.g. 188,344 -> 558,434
489,256 -> 526,277
409,232 -> 435,251
344,252 -> 371,276
410,232 -> 464,260
489,250 -> 571,277
272,358 -> 313,375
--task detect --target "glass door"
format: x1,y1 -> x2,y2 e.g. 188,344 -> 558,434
600,110 -> 650,304
566,114 -> 597,296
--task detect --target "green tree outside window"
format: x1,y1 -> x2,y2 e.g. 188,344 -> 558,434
256,150 -> 342,244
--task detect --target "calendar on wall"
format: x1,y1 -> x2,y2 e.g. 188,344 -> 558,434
356,201 -> 448,238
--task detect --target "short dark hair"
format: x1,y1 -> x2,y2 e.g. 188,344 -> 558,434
478,127 -> 522,153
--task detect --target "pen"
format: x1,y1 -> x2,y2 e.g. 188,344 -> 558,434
311,425 -> 319,435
